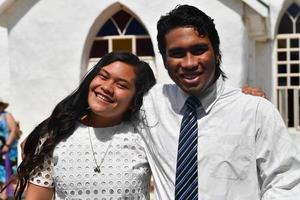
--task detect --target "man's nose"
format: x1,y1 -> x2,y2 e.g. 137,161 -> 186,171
181,52 -> 198,69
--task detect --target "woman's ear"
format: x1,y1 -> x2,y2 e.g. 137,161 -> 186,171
129,105 -> 137,113
130,97 -> 139,113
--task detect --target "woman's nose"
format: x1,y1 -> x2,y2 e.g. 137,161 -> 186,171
101,81 -> 114,94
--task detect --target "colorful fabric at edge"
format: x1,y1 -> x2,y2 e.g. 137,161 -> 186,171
0,111 -> 17,196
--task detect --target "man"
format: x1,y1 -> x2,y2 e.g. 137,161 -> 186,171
141,4 -> 300,200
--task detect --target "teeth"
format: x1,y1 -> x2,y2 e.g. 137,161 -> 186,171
96,93 -> 111,102
183,74 -> 198,80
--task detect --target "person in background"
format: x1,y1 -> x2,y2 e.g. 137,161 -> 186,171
140,4 -> 300,200
0,98 -> 18,200
15,52 -> 156,200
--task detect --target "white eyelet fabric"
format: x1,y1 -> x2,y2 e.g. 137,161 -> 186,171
29,122 -> 151,200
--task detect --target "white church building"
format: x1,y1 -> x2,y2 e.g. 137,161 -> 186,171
0,0 -> 300,141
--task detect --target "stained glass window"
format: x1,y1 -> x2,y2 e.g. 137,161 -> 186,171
126,18 -> 148,35
90,40 -> 108,58
136,38 -> 155,56
278,3 -> 300,34
276,3 -> 300,129
89,9 -> 155,58
290,38 -> 299,48
97,20 -> 119,36
288,3 -> 300,17
112,39 -> 132,52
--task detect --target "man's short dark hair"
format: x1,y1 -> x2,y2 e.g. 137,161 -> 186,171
157,4 -> 226,79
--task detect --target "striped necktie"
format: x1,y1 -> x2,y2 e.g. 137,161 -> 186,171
175,95 -> 201,200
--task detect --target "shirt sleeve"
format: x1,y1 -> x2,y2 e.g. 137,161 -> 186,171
255,98 -> 300,200
29,155 -> 54,188
28,136 -> 55,188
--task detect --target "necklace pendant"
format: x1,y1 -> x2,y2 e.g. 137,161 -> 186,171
94,166 -> 101,173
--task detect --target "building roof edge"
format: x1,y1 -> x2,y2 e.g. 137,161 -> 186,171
241,0 -> 269,17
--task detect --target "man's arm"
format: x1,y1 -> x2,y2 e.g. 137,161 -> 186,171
255,98 -> 300,200
242,85 -> 267,99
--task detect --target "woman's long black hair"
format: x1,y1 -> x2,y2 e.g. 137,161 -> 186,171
14,52 -> 156,199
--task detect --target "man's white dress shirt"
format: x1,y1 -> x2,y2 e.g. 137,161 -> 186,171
141,77 -> 300,200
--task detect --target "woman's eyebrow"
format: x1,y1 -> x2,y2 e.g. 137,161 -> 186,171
99,68 -> 109,75
116,77 -> 134,85
100,68 -> 134,84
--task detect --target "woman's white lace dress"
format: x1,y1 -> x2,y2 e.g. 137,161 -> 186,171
29,122 -> 151,200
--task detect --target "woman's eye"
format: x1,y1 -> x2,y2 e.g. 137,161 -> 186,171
117,83 -> 128,89
98,74 -> 108,80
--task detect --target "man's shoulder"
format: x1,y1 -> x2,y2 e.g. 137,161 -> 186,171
143,83 -> 180,113
217,86 -> 279,122
147,83 -> 178,97
221,85 -> 269,108
151,82 -> 177,90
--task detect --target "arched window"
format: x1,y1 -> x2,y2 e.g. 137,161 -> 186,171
276,3 -> 300,130
88,10 -> 155,70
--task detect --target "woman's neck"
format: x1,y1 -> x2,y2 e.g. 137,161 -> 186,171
81,113 -> 123,128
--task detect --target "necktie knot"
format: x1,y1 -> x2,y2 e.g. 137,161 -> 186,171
186,96 -> 201,110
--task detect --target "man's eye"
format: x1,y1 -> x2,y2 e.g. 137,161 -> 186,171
168,51 -> 185,58
190,46 -> 207,55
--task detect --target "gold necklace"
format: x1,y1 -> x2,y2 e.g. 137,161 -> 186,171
87,126 -> 118,173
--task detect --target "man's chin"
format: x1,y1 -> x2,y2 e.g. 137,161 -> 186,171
180,85 -> 205,95
170,77 -> 206,94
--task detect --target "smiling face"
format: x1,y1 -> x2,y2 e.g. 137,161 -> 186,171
164,27 -> 217,95
87,61 -> 137,126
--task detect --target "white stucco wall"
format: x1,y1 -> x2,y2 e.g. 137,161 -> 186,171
212,1 -> 247,87
0,0 -> 250,137
3,0 -> 96,135
0,25 -> 10,100
255,41 -> 273,100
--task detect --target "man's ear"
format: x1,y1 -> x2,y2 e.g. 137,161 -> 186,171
162,56 -> 168,69
215,54 -> 220,64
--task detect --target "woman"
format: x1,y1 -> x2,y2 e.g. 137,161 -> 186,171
0,98 -> 18,200
16,52 -> 156,200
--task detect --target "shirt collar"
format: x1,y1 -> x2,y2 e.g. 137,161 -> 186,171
177,76 -> 225,114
